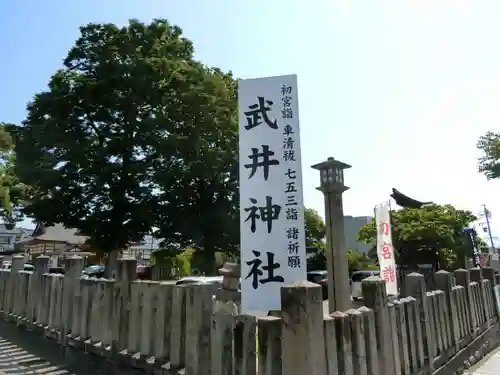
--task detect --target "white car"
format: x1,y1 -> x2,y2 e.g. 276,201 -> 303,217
0,262 -> 11,271
175,276 -> 223,293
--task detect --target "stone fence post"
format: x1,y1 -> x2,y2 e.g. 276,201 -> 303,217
482,267 -> 496,287
281,280 -> 326,375
5,255 -> 26,317
61,255 -> 84,343
455,269 -> 475,334
406,272 -> 435,371
435,270 -> 459,351
470,267 -> 490,324
111,259 -> 137,358
362,276 -> 395,375
28,255 -> 50,327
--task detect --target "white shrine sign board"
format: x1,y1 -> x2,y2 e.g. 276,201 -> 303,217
238,74 -> 306,313
375,202 -> 398,295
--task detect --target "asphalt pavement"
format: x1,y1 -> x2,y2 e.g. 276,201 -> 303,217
0,319 -> 142,375
0,337 -> 68,375
467,347 -> 500,375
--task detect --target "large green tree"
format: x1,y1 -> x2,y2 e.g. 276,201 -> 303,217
477,131 -> 500,179
305,208 -> 326,249
14,19 -> 238,275
346,248 -> 377,275
152,66 -> 238,274
0,124 -> 28,227
358,204 -> 480,269
305,208 -> 326,270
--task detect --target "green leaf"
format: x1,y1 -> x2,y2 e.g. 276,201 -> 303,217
357,204 -> 481,268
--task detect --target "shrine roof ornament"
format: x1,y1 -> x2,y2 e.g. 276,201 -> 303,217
390,188 -> 433,209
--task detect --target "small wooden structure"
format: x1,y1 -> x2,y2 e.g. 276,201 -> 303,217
16,223 -> 92,266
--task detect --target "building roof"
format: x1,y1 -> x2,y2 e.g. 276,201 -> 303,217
17,223 -> 88,246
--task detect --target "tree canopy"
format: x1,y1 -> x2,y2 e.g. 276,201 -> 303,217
346,248 -> 377,274
304,208 -> 326,270
477,131 -> 500,179
13,19 -> 238,272
358,204 -> 480,268
0,124 -> 28,227
304,208 -> 326,248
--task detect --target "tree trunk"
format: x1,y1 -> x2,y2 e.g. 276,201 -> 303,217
104,250 -> 120,279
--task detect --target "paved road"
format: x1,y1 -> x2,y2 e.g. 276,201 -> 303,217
468,347 -> 500,375
0,320 -> 141,375
0,337 -> 71,375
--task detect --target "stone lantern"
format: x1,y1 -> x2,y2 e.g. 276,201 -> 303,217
216,262 -> 241,313
311,157 -> 351,312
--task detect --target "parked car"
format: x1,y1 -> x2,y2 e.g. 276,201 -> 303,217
175,276 -> 223,294
307,270 -> 328,299
0,261 -> 11,271
48,266 -> 65,275
23,264 -> 35,272
351,270 -> 379,300
83,265 -> 105,278
136,265 -> 152,280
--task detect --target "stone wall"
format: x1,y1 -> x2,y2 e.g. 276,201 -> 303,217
0,254 -> 499,375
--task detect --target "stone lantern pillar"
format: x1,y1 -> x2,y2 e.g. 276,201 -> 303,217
216,262 -> 241,313
311,157 -> 351,312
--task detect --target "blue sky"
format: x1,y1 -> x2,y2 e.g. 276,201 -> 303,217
1,1 -> 500,242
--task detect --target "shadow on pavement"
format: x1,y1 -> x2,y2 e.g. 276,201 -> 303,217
0,320 -> 144,375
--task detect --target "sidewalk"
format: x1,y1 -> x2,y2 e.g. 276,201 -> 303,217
470,348 -> 500,374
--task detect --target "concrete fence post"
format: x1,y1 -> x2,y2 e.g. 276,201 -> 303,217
357,306 -> 379,375
361,276 -> 394,375
347,308 -> 367,375
169,284 -> 188,371
482,267 -> 497,319
393,300 -> 410,375
0,268 -> 7,311
61,255 -> 84,343
399,297 -> 423,373
281,280 -> 327,375
257,316 -> 282,375
46,274 -> 64,339
15,270 -> 30,323
38,274 -> 52,329
184,283 -> 214,375
405,272 -> 435,371
332,311 -> 353,375
495,274 -> 500,286
152,281 -> 175,366
470,268 -> 489,324
6,255 -> 26,317
435,270 -> 459,351
233,314 -> 257,375
323,315 -> 339,375
211,310 -> 235,375
32,255 -> 50,326
110,258 -> 136,359
388,303 -> 402,375
455,269 -> 476,334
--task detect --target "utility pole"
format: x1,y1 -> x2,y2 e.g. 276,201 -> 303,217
482,204 -> 496,254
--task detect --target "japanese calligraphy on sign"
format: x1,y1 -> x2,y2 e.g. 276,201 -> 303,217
375,202 -> 398,296
238,75 -> 306,313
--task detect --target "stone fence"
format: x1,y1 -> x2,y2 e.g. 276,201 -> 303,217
0,254 -> 499,375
